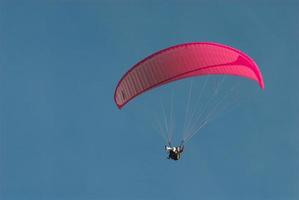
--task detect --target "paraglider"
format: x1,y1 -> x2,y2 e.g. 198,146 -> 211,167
114,42 -> 264,160
165,143 -> 184,160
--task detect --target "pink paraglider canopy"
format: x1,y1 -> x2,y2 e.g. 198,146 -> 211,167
114,42 -> 264,109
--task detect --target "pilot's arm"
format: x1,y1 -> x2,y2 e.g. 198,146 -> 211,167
179,145 -> 184,153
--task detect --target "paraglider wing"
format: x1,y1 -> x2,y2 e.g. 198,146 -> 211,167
114,42 -> 264,109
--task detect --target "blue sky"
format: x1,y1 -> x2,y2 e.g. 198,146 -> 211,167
0,1 -> 299,200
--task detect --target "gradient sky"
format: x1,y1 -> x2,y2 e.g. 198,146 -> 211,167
1,1 -> 299,200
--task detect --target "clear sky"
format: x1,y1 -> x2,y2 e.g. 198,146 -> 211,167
1,0 -> 299,200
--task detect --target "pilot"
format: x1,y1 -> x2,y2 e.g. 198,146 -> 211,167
165,144 -> 184,160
